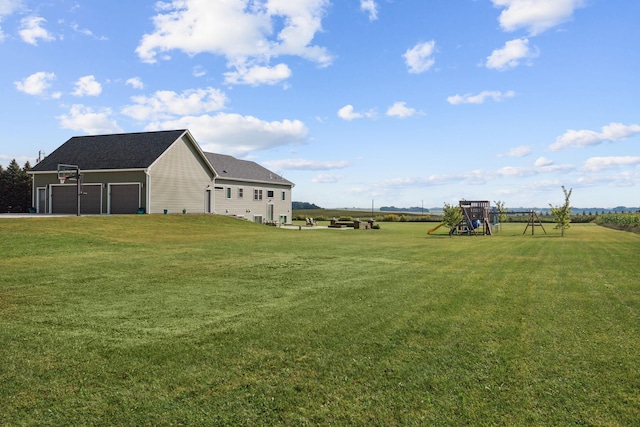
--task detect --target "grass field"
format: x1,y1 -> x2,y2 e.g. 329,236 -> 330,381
1,215 -> 639,425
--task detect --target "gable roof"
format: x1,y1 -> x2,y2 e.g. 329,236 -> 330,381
205,152 -> 294,187
29,129 -> 293,187
30,129 -> 192,172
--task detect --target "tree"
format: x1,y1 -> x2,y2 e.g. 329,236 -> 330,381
0,164 -> 7,212
549,186 -> 572,237
0,160 -> 32,213
292,201 -> 322,210
442,203 -> 463,237
494,200 -> 507,224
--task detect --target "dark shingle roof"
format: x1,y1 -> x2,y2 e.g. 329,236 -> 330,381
205,152 -> 293,186
30,130 -> 188,172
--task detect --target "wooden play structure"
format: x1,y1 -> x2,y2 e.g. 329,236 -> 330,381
428,200 -> 548,236
516,210 -> 547,235
455,200 -> 493,236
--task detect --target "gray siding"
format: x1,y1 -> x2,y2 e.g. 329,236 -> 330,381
215,179 -> 292,223
148,135 -> 214,214
32,170 -> 147,214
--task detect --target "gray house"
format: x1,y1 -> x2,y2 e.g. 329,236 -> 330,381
205,153 -> 294,224
29,129 -> 294,223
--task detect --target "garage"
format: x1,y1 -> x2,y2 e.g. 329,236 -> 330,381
109,183 -> 141,214
50,184 -> 102,214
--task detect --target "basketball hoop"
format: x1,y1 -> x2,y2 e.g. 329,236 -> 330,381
58,174 -> 69,184
57,163 -> 82,216
57,164 -> 79,184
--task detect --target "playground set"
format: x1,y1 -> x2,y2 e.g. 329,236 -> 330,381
428,200 -> 547,236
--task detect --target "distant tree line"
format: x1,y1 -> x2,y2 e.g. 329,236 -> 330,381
0,160 -> 32,213
292,201 -> 322,210
380,206 -> 429,213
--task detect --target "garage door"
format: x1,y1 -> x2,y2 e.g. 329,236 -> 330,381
109,184 -> 140,214
51,184 -> 102,214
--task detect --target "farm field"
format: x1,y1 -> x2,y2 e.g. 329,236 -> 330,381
1,215 -> 639,425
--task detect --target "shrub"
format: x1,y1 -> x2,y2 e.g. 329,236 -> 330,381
596,213 -> 640,230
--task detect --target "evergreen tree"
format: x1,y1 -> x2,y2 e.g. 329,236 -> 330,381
0,160 -> 32,213
0,164 -> 7,212
549,186 -> 572,237
19,161 -> 33,211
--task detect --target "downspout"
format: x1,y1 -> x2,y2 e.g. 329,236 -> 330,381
145,169 -> 151,214
212,175 -> 216,214
30,174 -> 35,212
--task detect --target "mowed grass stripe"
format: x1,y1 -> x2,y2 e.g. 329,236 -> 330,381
0,216 -> 638,425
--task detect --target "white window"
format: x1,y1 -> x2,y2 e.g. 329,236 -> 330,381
238,188 -> 243,199
226,187 -> 231,199
281,191 -> 286,201
254,189 -> 263,201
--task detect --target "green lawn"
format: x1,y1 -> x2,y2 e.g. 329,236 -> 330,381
1,216 -> 639,425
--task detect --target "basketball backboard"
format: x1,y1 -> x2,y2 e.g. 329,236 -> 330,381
57,164 -> 79,184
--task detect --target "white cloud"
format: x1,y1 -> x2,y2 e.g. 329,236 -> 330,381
491,0 -> 584,35
14,71 -> 55,95
146,113 -> 308,157
375,157 -> 573,191
486,38 -> 538,70
57,104 -> 122,134
224,63 -> 292,86
448,90 -> 516,105
312,173 -> 345,183
576,171 -> 640,189
583,156 -> 640,172
192,65 -> 207,77
497,158 -> 573,177
386,101 -> 419,118
549,122 -> 640,151
403,40 -> 436,73
125,77 -> 145,90
122,87 -> 228,121
19,16 -> 55,45
70,22 -> 92,37
360,0 -> 378,21
136,0 -> 332,85
337,104 -> 376,121
0,0 -> 23,16
70,22 -> 107,40
534,156 -> 553,167
72,75 -> 102,97
1,0 -> 23,41
263,158 -> 350,171
497,145 -> 531,158
338,105 -> 361,121
496,166 -> 533,177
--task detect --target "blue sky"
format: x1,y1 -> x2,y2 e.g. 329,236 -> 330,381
1,0 -> 639,208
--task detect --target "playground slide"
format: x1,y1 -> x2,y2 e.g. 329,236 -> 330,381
428,223 -> 444,234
